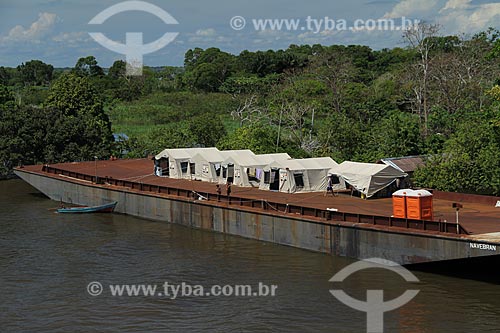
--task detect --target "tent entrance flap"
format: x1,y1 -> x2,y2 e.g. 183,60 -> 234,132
223,164 -> 235,183
180,162 -> 189,175
180,161 -> 196,176
155,157 -> 169,177
269,168 -> 280,191
246,167 -> 259,182
294,173 -> 304,190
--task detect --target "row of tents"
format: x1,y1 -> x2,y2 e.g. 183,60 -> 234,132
154,148 -> 407,198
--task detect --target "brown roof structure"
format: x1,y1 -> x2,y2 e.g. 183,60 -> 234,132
377,155 -> 426,173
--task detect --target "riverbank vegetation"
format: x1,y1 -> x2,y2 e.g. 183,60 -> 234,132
1,24 -> 499,194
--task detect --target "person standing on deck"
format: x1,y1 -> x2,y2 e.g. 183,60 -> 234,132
226,182 -> 232,197
325,176 -> 334,197
216,184 -> 221,201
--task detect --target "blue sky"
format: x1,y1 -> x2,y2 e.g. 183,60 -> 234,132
0,0 -> 499,68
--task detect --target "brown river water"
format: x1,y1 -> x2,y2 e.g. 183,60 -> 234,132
2,179 -> 500,332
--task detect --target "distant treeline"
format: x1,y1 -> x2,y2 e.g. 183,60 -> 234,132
1,24 -> 499,195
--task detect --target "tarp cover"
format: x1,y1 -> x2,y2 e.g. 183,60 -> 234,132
330,161 -> 407,198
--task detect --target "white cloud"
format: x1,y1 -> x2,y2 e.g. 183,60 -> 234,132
185,28 -> 233,44
3,12 -> 58,41
383,0 -> 438,18
439,0 -> 500,32
440,0 -> 470,12
52,32 -> 89,44
195,28 -> 216,37
468,4 -> 500,29
381,0 -> 500,34
296,29 -> 341,44
256,29 -> 284,38
216,36 -> 232,43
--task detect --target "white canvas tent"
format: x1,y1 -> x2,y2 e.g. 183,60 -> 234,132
329,161 -> 407,198
154,148 -> 193,178
218,150 -> 257,185
260,157 -> 339,193
218,149 -> 255,159
219,151 -> 293,187
154,147 -> 222,180
255,153 -> 292,163
299,157 -> 338,170
219,152 -> 291,188
221,154 -> 268,187
190,150 -> 226,182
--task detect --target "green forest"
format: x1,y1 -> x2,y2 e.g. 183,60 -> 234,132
1,25 -> 499,195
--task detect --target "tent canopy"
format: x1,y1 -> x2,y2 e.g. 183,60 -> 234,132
154,147 -> 223,179
190,150 -> 226,182
220,150 -> 257,165
220,151 -> 269,187
330,161 -> 407,198
223,154 -> 266,168
155,148 -> 191,161
261,157 -> 338,193
295,157 -> 338,170
191,150 -> 225,163
219,149 -> 255,158
256,153 -> 292,163
155,147 -> 221,161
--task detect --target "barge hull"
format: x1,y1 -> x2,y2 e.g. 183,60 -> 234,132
14,169 -> 500,265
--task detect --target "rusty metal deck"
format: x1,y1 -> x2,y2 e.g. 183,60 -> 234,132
19,159 -> 499,235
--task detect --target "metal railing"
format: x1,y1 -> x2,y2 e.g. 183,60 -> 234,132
41,165 -> 469,235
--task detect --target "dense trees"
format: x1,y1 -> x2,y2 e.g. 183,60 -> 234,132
174,33 -> 499,194
73,56 -> 104,77
218,125 -> 295,155
1,30 -> 499,193
414,111 -> 500,195
45,73 -> 113,160
17,60 -> 54,86
0,73 -> 113,177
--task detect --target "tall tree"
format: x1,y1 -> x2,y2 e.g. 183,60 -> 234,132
73,56 -> 104,77
311,47 -> 357,114
181,48 -> 236,92
16,60 -> 54,86
0,67 -> 11,86
108,60 -> 127,79
45,73 -> 112,160
403,22 -> 440,135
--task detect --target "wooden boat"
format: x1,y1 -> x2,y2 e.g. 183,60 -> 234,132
57,201 -> 117,214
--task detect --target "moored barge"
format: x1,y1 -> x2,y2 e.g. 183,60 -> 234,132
14,159 -> 500,265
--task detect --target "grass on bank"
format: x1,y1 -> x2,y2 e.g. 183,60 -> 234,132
107,91 -> 239,139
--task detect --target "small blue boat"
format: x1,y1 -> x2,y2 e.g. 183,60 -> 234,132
57,201 -> 117,214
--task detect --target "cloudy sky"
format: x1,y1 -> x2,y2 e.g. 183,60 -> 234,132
0,0 -> 499,68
